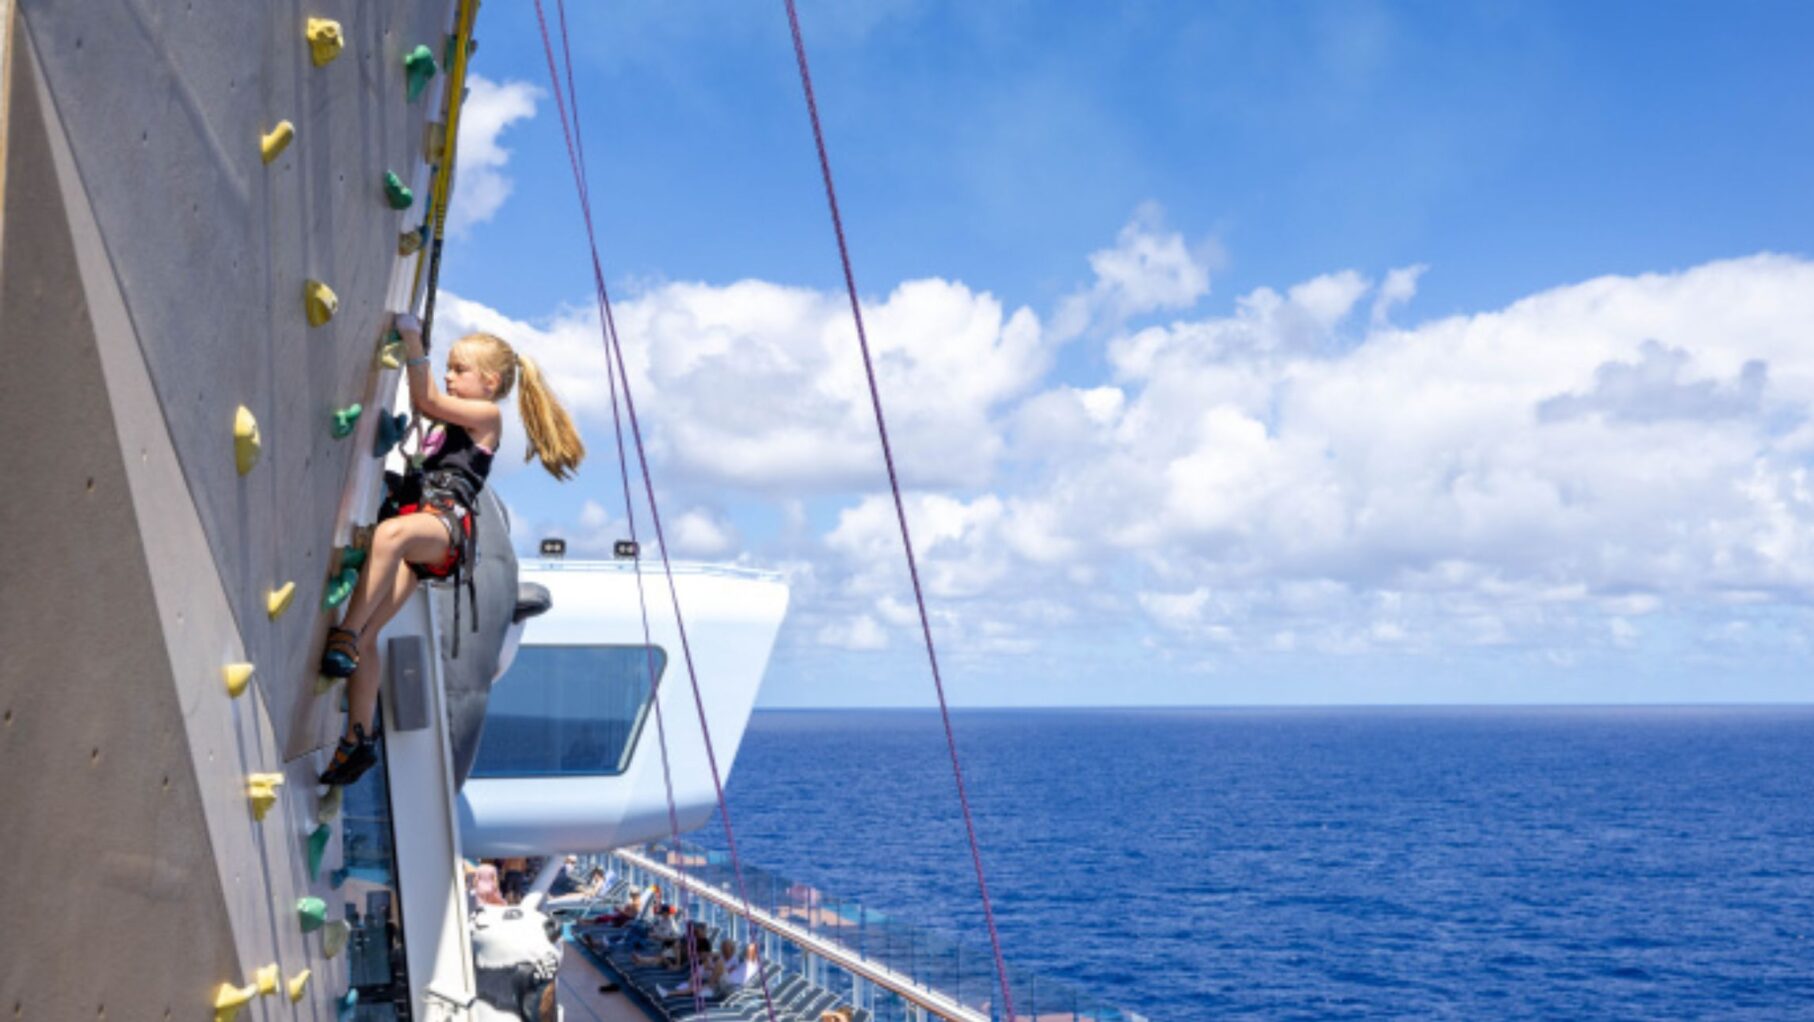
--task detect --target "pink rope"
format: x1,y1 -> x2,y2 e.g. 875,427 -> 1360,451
780,3 -> 1019,1018
529,5 -> 781,1020
531,5 -> 710,1012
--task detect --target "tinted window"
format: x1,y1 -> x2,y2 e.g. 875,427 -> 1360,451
470,645 -> 666,777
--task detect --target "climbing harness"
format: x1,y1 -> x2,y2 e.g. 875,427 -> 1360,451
378,464 -> 483,656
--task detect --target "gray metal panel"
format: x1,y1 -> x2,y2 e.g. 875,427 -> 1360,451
19,0 -> 455,758
439,487 -> 520,788
0,32 -> 240,1016
389,633 -> 431,731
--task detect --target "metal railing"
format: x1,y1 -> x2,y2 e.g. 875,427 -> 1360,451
585,840 -> 1144,1022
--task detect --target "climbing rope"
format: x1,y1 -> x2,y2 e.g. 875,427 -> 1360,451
779,3 -> 1019,1017
411,0 -> 482,341
529,4 -> 755,1016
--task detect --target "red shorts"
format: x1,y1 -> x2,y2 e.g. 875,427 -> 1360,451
398,501 -> 471,579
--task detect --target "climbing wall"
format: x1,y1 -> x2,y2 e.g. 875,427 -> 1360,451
17,0 -> 452,760
0,0 -> 459,1017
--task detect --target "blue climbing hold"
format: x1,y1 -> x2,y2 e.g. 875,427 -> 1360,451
372,412 -> 408,459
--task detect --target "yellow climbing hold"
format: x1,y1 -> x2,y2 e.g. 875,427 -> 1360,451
232,405 -> 260,476
423,121 -> 448,163
305,18 -> 344,66
305,280 -> 339,327
260,121 -> 294,164
316,783 -> 343,823
321,918 -> 351,958
287,969 -> 312,1002
247,773 -> 284,821
221,662 -> 254,698
254,963 -> 280,997
212,982 -> 257,1022
267,581 -> 296,619
375,330 -> 404,370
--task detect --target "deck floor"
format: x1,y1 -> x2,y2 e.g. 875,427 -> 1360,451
558,938 -> 650,1022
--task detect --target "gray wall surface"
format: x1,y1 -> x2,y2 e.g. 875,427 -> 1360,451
1,1 -> 460,1017
0,32 -> 242,1017
20,0 -> 454,759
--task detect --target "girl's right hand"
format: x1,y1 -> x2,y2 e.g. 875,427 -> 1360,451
393,311 -> 423,338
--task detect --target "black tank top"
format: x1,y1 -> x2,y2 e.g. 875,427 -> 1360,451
420,421 -> 493,502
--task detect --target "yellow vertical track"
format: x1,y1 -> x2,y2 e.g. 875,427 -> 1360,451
409,0 -> 480,309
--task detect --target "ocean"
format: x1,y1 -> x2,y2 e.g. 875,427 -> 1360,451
695,706 -> 1814,1020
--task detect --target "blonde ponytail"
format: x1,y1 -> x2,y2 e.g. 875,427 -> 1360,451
514,353 -> 585,480
454,333 -> 585,481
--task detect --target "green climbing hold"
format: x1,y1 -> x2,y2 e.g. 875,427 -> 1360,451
321,568 -> 357,610
339,545 -> 367,571
297,896 -> 328,933
373,412 -> 408,459
330,403 -> 362,439
403,44 -> 437,102
383,171 -> 414,211
307,823 -> 330,881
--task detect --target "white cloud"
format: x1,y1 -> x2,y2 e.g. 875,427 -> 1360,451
988,252 -> 1814,658
1052,203 -> 1216,340
454,205 -> 1814,674
1137,587 -> 1211,631
447,75 -> 543,238
669,508 -> 738,558
1370,263 -> 1427,327
816,614 -> 888,651
439,275 -> 1051,493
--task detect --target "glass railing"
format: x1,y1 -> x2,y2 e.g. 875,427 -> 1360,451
583,839 -> 1147,1022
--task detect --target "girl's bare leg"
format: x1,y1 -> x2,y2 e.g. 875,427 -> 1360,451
341,515 -> 450,636
337,514 -> 451,738
343,559 -> 420,738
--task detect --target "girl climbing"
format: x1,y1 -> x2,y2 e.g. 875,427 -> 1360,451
317,312 -> 584,785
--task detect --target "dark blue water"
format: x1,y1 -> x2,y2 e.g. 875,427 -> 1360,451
696,707 -> 1814,1020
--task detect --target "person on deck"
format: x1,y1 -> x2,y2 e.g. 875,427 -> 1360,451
316,312 -> 584,786
590,884 -> 656,928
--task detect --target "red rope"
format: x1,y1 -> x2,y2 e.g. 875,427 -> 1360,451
529,5 -> 781,1020
780,3 -> 1019,1018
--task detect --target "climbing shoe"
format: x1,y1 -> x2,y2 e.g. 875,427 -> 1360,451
317,725 -> 377,786
318,626 -> 361,678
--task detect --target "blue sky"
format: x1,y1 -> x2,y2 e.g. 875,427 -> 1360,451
435,1 -> 1814,706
